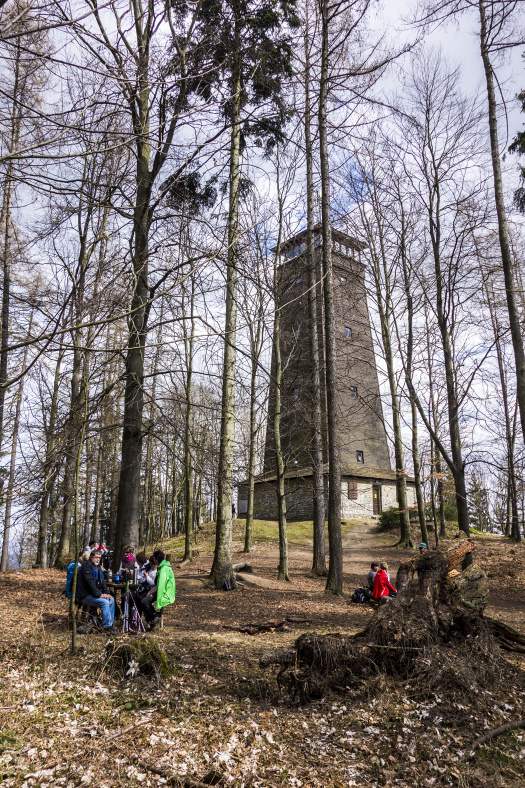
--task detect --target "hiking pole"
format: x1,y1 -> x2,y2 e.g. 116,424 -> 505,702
130,592 -> 146,633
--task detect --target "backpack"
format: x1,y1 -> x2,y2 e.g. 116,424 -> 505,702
65,561 -> 79,600
351,587 -> 370,604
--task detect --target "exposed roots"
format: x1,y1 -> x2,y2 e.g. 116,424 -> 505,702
260,545 -> 512,704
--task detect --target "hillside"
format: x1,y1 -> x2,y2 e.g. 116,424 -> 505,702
0,519 -> 524,788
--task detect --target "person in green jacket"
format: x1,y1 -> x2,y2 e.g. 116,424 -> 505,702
140,549 -> 176,630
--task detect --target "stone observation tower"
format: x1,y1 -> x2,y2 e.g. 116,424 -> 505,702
238,225 -> 416,520
263,224 -> 391,475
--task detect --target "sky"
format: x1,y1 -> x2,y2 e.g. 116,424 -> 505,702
381,0 -> 525,144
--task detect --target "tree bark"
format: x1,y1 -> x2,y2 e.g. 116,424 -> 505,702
272,193 -> 289,582
243,296 -> 262,554
319,0 -> 343,595
304,9 -> 327,577
35,343 -> 64,568
0,311 -> 32,571
208,25 -> 242,591
485,278 -> 520,542
478,0 -> 525,446
183,267 -> 195,562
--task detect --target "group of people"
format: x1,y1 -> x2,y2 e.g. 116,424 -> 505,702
83,539 -> 108,555
365,542 -> 429,602
66,545 -> 175,635
367,561 -> 397,600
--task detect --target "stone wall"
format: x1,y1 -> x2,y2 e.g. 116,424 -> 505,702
238,476 -> 417,522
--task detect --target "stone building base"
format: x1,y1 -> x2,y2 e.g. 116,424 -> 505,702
237,467 -> 417,522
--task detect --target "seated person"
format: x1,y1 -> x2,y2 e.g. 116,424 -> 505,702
76,549 -> 116,633
418,542 -> 428,554
83,539 -> 98,554
135,552 -> 149,585
130,553 -> 152,608
139,550 -> 175,630
367,562 -> 379,591
65,551 -> 91,599
118,545 -> 135,576
373,562 -> 397,600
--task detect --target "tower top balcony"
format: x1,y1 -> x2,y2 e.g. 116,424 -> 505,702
271,224 -> 367,264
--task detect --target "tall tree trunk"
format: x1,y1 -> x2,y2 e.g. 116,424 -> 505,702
0,166 -> 14,491
114,196 -> 149,562
304,10 -> 327,576
243,317 -> 261,553
368,206 -> 411,547
183,269 -> 195,562
319,0 -> 342,594
429,439 -> 439,547
486,279 -> 521,542
426,328 -> 447,539
36,344 -> 64,568
83,435 -> 93,549
208,26 -> 242,591
70,369 -> 89,655
272,199 -> 289,582
0,311 -> 32,571
91,440 -> 103,543
55,319 -> 83,566
108,407 -> 121,550
400,238 -> 424,545
0,33 -> 24,507
478,0 -> 525,445
427,181 -> 469,535
410,396 -> 428,545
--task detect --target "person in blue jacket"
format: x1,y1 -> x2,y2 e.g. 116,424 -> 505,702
65,551 -> 90,599
76,550 -> 116,633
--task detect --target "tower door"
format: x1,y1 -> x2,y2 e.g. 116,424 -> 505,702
372,485 -> 382,515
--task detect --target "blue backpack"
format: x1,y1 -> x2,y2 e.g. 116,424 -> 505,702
65,561 -> 80,599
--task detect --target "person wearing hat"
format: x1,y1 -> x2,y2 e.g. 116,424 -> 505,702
418,543 -> 428,553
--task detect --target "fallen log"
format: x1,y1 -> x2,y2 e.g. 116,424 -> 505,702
443,539 -> 476,571
232,562 -> 253,573
498,639 -> 525,654
224,620 -> 288,635
484,617 -> 525,646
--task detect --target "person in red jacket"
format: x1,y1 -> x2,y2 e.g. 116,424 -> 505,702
373,562 -> 397,599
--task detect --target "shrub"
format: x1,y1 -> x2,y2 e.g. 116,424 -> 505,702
378,507 -> 400,532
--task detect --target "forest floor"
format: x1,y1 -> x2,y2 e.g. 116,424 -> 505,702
0,519 -> 524,788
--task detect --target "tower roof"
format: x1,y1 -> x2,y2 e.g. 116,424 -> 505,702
271,224 -> 367,254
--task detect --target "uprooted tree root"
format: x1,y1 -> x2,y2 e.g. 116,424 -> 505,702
260,545 -> 519,703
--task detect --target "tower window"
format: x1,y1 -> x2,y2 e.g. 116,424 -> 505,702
350,386 -> 357,398
345,326 -> 351,338
356,450 -> 364,464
